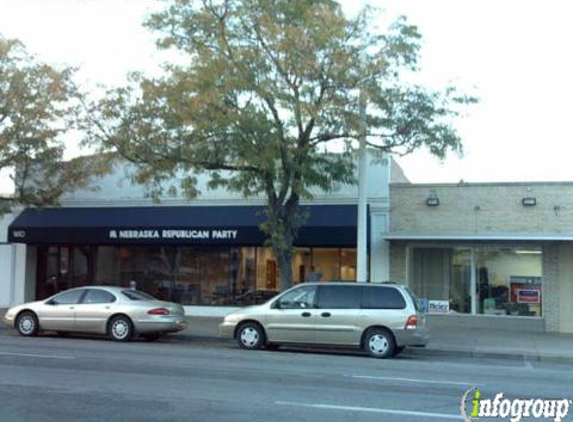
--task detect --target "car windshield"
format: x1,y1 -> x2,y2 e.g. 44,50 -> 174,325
121,290 -> 157,301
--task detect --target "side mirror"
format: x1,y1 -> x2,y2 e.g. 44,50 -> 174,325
272,300 -> 282,309
45,299 -> 56,306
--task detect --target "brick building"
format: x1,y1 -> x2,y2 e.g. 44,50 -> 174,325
388,182 -> 573,333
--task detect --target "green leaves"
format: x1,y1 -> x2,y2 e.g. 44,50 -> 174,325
86,0 -> 476,287
0,35 -> 107,208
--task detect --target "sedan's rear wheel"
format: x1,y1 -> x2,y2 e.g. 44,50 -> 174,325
237,322 -> 264,350
108,315 -> 133,342
16,311 -> 38,337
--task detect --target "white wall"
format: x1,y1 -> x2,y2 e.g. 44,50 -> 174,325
0,244 -> 14,307
59,153 -> 390,207
0,211 -> 28,307
370,210 -> 389,282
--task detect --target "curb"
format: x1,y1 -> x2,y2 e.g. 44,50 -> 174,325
169,333 -> 573,364
404,347 -> 573,365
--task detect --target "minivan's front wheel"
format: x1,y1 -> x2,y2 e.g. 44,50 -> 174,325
237,322 -> 264,350
363,328 -> 395,359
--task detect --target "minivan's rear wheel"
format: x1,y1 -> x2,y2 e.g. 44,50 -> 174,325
108,315 -> 133,342
363,328 -> 395,359
237,322 -> 264,350
16,311 -> 38,337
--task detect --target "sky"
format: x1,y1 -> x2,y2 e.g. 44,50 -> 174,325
1,0 -> 573,187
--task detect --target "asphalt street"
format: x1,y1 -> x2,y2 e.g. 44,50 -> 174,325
0,330 -> 572,422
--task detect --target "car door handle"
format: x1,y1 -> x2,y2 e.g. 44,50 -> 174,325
69,306 -> 75,310
321,312 -> 331,318
301,312 -> 312,317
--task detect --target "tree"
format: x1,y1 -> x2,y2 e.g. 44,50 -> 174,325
0,35 -> 106,212
86,0 -> 476,289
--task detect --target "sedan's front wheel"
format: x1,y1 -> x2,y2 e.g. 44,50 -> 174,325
237,322 -> 265,350
108,315 -> 133,342
16,311 -> 38,337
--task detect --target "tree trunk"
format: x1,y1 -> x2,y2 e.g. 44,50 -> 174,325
264,193 -> 301,291
275,247 -> 294,291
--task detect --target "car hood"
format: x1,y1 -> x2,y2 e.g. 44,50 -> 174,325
224,304 -> 264,320
9,300 -> 44,312
4,300 -> 45,319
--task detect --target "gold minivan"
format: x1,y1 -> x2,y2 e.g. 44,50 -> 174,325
220,282 -> 428,358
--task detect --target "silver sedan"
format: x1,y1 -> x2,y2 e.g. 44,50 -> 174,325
2,286 -> 188,341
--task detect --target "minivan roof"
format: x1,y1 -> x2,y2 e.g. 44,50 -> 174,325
296,281 -> 402,287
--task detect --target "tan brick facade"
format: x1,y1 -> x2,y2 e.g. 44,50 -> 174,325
389,241 -> 408,284
391,182 -> 573,235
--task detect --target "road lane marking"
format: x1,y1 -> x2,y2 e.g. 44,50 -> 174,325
275,401 -> 462,419
0,351 -> 76,360
348,375 -> 480,386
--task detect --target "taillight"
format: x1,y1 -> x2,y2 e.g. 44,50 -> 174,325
405,315 -> 418,330
148,308 -> 170,315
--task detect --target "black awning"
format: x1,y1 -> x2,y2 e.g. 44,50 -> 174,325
8,205 -> 359,247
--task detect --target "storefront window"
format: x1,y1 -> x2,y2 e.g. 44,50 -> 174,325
311,248 -> 340,281
36,246 -> 93,299
292,248 -> 311,284
450,249 -> 472,314
255,247 -> 278,291
476,248 -> 542,317
37,245 -> 357,306
340,249 -> 357,281
410,246 -> 542,317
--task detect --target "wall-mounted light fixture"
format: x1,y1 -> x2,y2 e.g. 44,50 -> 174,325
426,190 -> 439,206
515,249 -> 542,255
522,187 -> 536,207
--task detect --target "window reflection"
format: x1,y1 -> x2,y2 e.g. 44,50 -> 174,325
409,246 -> 543,316
477,248 -> 542,317
37,245 -> 357,306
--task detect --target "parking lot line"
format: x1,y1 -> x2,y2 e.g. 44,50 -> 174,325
348,375 -> 479,386
0,351 -> 76,360
275,401 -> 462,419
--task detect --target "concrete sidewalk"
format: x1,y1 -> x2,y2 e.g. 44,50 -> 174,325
176,316 -> 573,363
